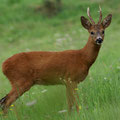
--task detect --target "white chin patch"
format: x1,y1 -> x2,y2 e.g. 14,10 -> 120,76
96,42 -> 102,45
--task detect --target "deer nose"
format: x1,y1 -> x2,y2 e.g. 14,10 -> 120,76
96,38 -> 103,44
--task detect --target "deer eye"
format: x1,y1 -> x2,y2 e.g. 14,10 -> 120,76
102,30 -> 104,34
91,32 -> 94,35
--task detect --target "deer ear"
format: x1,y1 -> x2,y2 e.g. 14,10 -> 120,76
81,16 -> 91,30
102,14 -> 112,29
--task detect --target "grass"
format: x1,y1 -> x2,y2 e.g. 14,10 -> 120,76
0,0 -> 120,119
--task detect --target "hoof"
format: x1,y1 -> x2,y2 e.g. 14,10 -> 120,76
0,96 -> 7,109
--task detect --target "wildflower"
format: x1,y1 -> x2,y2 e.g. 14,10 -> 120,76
117,66 -> 120,70
65,34 -> 69,37
104,77 -> 107,80
41,89 -> 47,93
54,33 -> 61,37
26,48 -> 31,52
11,104 -> 14,107
75,88 -> 78,91
58,109 -> 67,113
26,100 -> 37,106
79,106 -> 82,110
10,108 -> 13,111
0,111 -> 3,115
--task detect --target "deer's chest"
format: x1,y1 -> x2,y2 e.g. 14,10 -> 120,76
67,64 -> 89,83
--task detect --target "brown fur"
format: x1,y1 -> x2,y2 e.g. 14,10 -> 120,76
0,9 -> 112,114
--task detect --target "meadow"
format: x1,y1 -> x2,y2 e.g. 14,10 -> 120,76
0,0 -> 120,119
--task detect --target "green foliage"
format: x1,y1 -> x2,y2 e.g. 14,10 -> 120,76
0,0 -> 120,119
8,0 -> 21,5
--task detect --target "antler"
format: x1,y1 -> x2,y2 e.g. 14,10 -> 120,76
97,6 -> 102,24
87,7 -> 95,25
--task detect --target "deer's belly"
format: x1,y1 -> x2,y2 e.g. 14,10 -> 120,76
35,72 -> 66,85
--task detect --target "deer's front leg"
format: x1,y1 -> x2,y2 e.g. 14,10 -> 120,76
66,80 -> 79,113
66,83 -> 74,113
72,82 -> 80,113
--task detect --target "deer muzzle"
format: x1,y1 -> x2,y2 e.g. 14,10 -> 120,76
96,38 -> 103,45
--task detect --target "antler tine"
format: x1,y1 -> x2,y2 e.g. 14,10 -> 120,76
87,7 -> 95,25
98,6 -> 102,24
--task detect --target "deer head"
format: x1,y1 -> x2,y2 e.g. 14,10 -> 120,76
81,7 -> 112,45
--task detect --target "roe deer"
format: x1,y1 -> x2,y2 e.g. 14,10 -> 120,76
0,7 -> 112,114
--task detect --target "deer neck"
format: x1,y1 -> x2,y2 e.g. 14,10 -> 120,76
81,36 -> 101,67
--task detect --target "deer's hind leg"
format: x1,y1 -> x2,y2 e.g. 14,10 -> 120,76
0,78 -> 33,114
